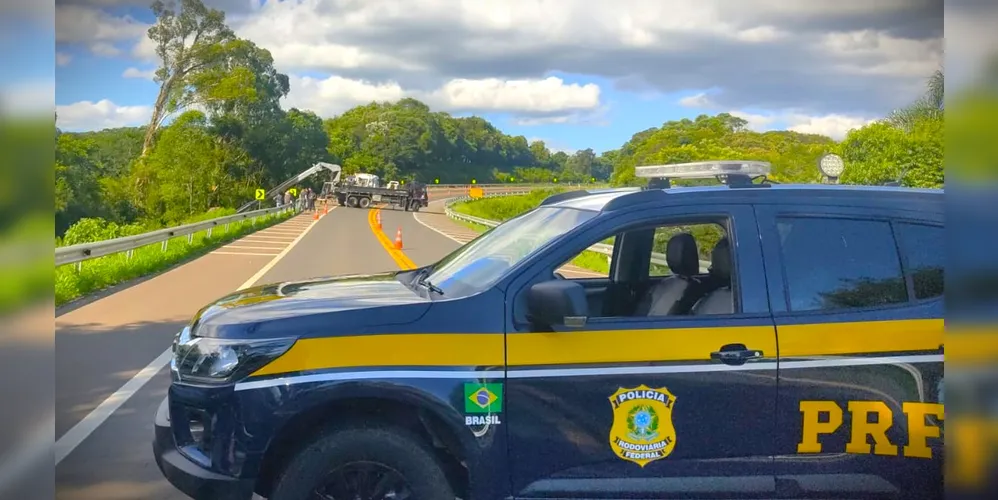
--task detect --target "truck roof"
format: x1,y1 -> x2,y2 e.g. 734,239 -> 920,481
545,184 -> 944,214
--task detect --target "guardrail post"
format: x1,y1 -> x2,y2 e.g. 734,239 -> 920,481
161,240 -> 168,252
224,223 -> 229,233
126,249 -> 133,260
207,227 -> 213,238
187,233 -> 194,244
75,261 -> 82,272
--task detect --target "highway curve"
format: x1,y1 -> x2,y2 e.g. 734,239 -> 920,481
54,197 -> 472,500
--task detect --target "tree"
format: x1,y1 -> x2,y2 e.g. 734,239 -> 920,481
607,113 -> 835,186
137,110 -> 255,223
839,69 -> 944,188
887,69 -> 943,133
141,0 -> 288,156
320,98 -> 561,184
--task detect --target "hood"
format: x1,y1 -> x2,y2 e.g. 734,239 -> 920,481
190,271 -> 430,339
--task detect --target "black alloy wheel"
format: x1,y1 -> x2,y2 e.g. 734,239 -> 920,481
311,461 -> 412,500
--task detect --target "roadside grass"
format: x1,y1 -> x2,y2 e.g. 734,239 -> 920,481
449,191 -> 612,274
55,210 -> 295,307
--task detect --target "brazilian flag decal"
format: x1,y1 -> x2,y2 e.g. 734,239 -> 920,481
464,383 -> 503,413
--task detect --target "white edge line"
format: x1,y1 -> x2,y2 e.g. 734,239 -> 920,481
412,200 -> 468,245
233,354 -> 943,391
212,252 -> 283,256
55,349 -> 173,465
54,208 -> 333,466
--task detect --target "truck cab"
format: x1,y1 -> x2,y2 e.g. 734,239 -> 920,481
155,161 -> 944,500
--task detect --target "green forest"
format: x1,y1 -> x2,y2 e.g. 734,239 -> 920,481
55,0 -> 944,241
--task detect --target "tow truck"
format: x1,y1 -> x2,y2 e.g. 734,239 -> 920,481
322,173 -> 429,211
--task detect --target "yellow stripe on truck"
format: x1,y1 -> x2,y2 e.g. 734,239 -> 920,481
249,319 -> 943,378
251,333 -> 506,377
507,325 -> 777,366
777,318 -> 943,357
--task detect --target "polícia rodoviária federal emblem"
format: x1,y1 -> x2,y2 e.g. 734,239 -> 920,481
608,385 -> 677,467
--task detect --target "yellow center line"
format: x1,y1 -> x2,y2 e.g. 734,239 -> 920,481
368,207 -> 417,270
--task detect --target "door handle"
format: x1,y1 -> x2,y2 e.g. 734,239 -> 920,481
710,343 -> 763,366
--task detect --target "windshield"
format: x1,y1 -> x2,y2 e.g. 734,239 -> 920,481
422,206 -> 598,297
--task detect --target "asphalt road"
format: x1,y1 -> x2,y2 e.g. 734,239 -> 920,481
53,199 -> 471,500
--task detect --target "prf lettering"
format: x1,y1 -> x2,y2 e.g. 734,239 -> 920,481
797,401 -> 943,458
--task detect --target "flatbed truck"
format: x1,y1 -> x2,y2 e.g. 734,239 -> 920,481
321,173 -> 429,211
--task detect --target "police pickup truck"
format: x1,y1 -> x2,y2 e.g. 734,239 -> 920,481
155,161 -> 944,500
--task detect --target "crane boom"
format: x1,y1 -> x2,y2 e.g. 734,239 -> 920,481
237,162 -> 343,212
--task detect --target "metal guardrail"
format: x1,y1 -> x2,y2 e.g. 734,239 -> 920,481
55,205 -> 298,267
443,193 -> 711,271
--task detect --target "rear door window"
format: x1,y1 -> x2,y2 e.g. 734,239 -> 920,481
776,217 -> 908,312
893,222 -> 944,300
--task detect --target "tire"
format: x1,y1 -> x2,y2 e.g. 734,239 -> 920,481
358,196 -> 371,209
269,426 -> 455,500
346,195 -> 358,208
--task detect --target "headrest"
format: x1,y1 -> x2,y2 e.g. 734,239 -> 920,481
710,237 -> 731,282
666,233 -> 700,277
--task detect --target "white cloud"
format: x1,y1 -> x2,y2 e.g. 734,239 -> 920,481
56,52 -> 72,66
89,41 -> 122,57
122,67 -> 156,80
785,113 -> 874,139
678,92 -> 716,108
283,74 -> 602,121
55,5 -> 147,44
130,35 -> 158,62
819,29 -> 942,78
282,75 -> 407,117
56,0 -> 942,130
431,77 -> 599,113
527,137 -> 577,155
218,0 -> 939,118
726,108 -> 873,140
730,110 -> 778,131
56,99 -> 151,131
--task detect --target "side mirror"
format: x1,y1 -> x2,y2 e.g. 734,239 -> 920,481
526,280 -> 589,330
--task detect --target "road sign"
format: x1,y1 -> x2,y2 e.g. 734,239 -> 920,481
553,177 -> 559,183
255,188 -> 266,200
435,178 -> 440,184
289,188 -> 297,197
510,177 -> 516,182
471,179 -> 477,184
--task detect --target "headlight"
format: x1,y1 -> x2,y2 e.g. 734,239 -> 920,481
171,326 -> 296,385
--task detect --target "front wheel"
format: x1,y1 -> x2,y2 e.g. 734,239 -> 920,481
346,195 -> 359,208
269,426 -> 455,500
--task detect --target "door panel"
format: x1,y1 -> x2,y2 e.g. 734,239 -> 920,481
755,205 -> 945,499
503,204 -> 778,499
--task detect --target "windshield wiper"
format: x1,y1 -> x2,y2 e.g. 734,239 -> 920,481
414,268 -> 444,295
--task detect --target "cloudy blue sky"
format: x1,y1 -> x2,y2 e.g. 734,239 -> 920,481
50,0 -> 946,154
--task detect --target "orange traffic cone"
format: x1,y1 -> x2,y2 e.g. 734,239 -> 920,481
323,202 -> 328,215
376,211 -> 382,229
313,210 -> 319,220
394,227 -> 403,250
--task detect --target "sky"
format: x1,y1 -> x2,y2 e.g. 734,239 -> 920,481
47,0 -> 949,154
